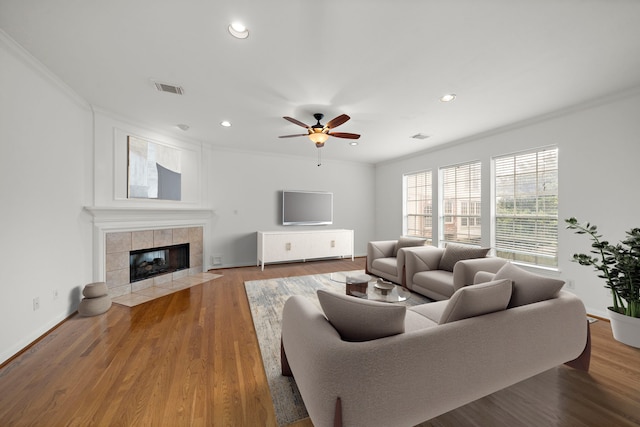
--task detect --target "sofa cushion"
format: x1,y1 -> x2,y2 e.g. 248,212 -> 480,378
438,279 -> 512,324
409,300 -> 449,323
404,310 -> 439,332
438,243 -> 490,272
393,236 -> 427,256
317,289 -> 406,342
412,270 -> 455,299
371,257 -> 398,276
493,262 -> 564,308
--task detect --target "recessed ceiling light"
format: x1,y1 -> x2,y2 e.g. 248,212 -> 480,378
440,93 -> 456,102
177,124 -> 190,131
228,22 -> 249,39
349,141 -> 359,146
220,121 -> 232,127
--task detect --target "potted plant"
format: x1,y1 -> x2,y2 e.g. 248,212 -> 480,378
565,217 -> 640,348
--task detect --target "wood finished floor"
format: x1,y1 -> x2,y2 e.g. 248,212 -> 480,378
0,257 -> 639,427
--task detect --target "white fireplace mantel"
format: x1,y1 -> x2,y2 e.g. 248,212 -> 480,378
84,206 -> 215,230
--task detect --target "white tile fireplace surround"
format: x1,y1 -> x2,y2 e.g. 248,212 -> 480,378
84,207 -> 214,299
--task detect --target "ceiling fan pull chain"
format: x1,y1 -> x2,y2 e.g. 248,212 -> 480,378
317,147 -> 322,166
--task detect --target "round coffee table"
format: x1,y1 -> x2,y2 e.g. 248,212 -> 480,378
329,273 -> 411,303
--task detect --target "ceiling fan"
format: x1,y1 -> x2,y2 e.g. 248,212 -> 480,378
279,113 -> 361,148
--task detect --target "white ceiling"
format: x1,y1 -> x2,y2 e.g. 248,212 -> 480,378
2,0 -> 640,164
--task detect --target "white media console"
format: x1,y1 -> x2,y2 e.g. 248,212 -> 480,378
257,229 -> 354,270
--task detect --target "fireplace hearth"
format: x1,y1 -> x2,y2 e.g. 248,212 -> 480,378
130,243 -> 189,283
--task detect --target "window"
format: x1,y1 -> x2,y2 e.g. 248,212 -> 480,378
440,161 -> 481,245
404,170 -> 432,242
494,147 -> 558,267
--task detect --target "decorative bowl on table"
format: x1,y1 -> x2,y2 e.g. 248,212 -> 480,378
374,278 -> 394,294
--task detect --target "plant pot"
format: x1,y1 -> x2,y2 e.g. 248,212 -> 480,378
608,307 -> 640,348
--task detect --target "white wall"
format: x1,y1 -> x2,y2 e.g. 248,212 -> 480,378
0,32 -> 93,364
375,89 -> 640,317
206,146 -> 376,267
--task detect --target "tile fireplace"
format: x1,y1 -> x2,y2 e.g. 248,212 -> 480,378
105,226 -> 203,298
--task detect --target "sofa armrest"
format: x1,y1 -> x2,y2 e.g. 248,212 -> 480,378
452,257 -> 508,291
404,246 -> 445,290
366,240 -> 397,272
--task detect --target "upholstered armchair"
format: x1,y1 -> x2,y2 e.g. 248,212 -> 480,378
366,237 -> 427,286
405,244 -> 508,300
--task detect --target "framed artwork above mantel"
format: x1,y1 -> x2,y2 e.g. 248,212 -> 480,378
127,135 -> 182,201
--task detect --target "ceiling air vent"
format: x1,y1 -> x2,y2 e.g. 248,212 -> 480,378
153,81 -> 184,95
411,133 -> 430,140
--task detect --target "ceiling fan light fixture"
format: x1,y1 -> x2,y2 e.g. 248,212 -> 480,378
228,22 -> 249,39
308,132 -> 329,145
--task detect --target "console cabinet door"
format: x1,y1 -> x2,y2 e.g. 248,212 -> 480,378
330,231 -> 353,256
262,233 -> 302,263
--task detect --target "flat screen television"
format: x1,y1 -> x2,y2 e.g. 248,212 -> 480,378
282,190 -> 333,225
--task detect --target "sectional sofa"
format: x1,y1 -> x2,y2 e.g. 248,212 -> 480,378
281,263 -> 590,427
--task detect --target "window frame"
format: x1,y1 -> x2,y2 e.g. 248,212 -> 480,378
439,160 -> 482,246
403,169 -> 433,243
492,146 -> 559,268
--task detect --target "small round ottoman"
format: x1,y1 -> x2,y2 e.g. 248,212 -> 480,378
78,282 -> 112,316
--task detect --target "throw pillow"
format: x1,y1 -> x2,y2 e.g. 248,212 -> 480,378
438,243 -> 490,272
317,289 -> 406,342
438,279 -> 512,324
393,236 -> 427,256
493,262 -> 565,308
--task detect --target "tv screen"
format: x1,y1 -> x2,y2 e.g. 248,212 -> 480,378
282,190 -> 333,225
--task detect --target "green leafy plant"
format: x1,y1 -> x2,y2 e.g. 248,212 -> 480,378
565,217 -> 640,318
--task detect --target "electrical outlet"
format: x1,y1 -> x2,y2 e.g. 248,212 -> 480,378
33,297 -> 40,311
53,289 -> 59,300
565,280 -> 575,290
211,255 -> 223,266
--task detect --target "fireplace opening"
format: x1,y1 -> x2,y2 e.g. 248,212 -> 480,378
130,243 -> 189,283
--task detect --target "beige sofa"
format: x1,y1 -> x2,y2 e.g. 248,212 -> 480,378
405,244 -> 508,300
365,237 -> 427,286
281,263 -> 590,427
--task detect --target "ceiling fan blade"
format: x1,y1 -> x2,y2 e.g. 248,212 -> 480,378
279,134 -> 309,138
283,116 -> 310,128
328,132 -> 360,139
325,114 -> 350,129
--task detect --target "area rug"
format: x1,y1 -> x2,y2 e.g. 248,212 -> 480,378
244,271 -> 430,426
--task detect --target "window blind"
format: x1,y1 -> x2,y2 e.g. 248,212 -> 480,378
494,147 -> 558,267
440,161 -> 482,245
404,170 -> 432,241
